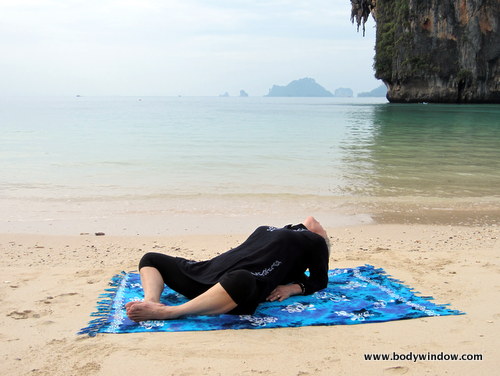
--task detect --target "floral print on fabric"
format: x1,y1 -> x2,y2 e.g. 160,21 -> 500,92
79,265 -> 463,336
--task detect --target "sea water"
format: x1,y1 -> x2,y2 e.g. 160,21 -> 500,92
1,96 -> 499,233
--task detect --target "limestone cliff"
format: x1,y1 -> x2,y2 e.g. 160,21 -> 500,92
351,0 -> 500,103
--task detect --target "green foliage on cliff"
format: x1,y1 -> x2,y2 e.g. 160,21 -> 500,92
374,20 -> 396,79
374,0 -> 413,81
354,0 -> 499,103
374,1 -> 444,82
401,54 -> 440,77
351,0 -> 376,36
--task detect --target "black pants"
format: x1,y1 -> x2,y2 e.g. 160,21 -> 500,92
139,252 -> 264,315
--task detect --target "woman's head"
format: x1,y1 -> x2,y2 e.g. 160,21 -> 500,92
303,216 -> 327,239
303,216 -> 331,255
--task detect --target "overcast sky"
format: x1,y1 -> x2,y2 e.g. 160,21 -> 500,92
0,0 -> 379,96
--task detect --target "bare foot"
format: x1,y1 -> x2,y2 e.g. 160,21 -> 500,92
126,301 -> 178,322
125,297 -> 161,310
125,301 -> 141,309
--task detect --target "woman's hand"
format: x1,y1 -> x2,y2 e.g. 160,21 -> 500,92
266,284 -> 302,302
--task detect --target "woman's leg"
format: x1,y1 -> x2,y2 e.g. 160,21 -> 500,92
138,266 -> 165,303
125,252 -> 208,314
125,254 -> 260,321
126,252 -> 238,321
123,265 -> 167,312
134,252 -> 211,298
126,282 -> 237,321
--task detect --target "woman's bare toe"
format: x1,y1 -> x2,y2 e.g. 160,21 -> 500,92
126,301 -> 173,322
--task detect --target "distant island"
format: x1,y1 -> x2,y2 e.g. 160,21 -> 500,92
265,78 -> 334,97
357,85 -> 388,97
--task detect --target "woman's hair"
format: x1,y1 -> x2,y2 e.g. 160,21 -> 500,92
325,237 -> 331,256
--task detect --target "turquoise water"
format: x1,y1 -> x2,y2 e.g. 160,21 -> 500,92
1,96 -> 499,200
342,103 -> 500,197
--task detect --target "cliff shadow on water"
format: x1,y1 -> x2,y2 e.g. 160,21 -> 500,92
340,103 -> 500,197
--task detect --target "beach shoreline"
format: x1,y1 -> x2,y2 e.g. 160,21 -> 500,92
2,193 -> 500,236
1,219 -> 498,375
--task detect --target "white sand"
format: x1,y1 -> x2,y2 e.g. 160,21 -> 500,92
1,223 -> 499,375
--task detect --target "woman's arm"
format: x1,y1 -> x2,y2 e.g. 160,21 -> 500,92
268,235 -> 330,302
299,237 -> 330,295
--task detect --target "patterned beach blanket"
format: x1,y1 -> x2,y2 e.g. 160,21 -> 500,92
78,265 -> 463,336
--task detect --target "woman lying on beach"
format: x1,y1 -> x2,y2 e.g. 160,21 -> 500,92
125,216 -> 330,322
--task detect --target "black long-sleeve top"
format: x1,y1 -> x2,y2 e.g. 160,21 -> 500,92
176,224 -> 329,300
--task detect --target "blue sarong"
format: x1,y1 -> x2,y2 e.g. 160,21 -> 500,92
79,265 -> 463,336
